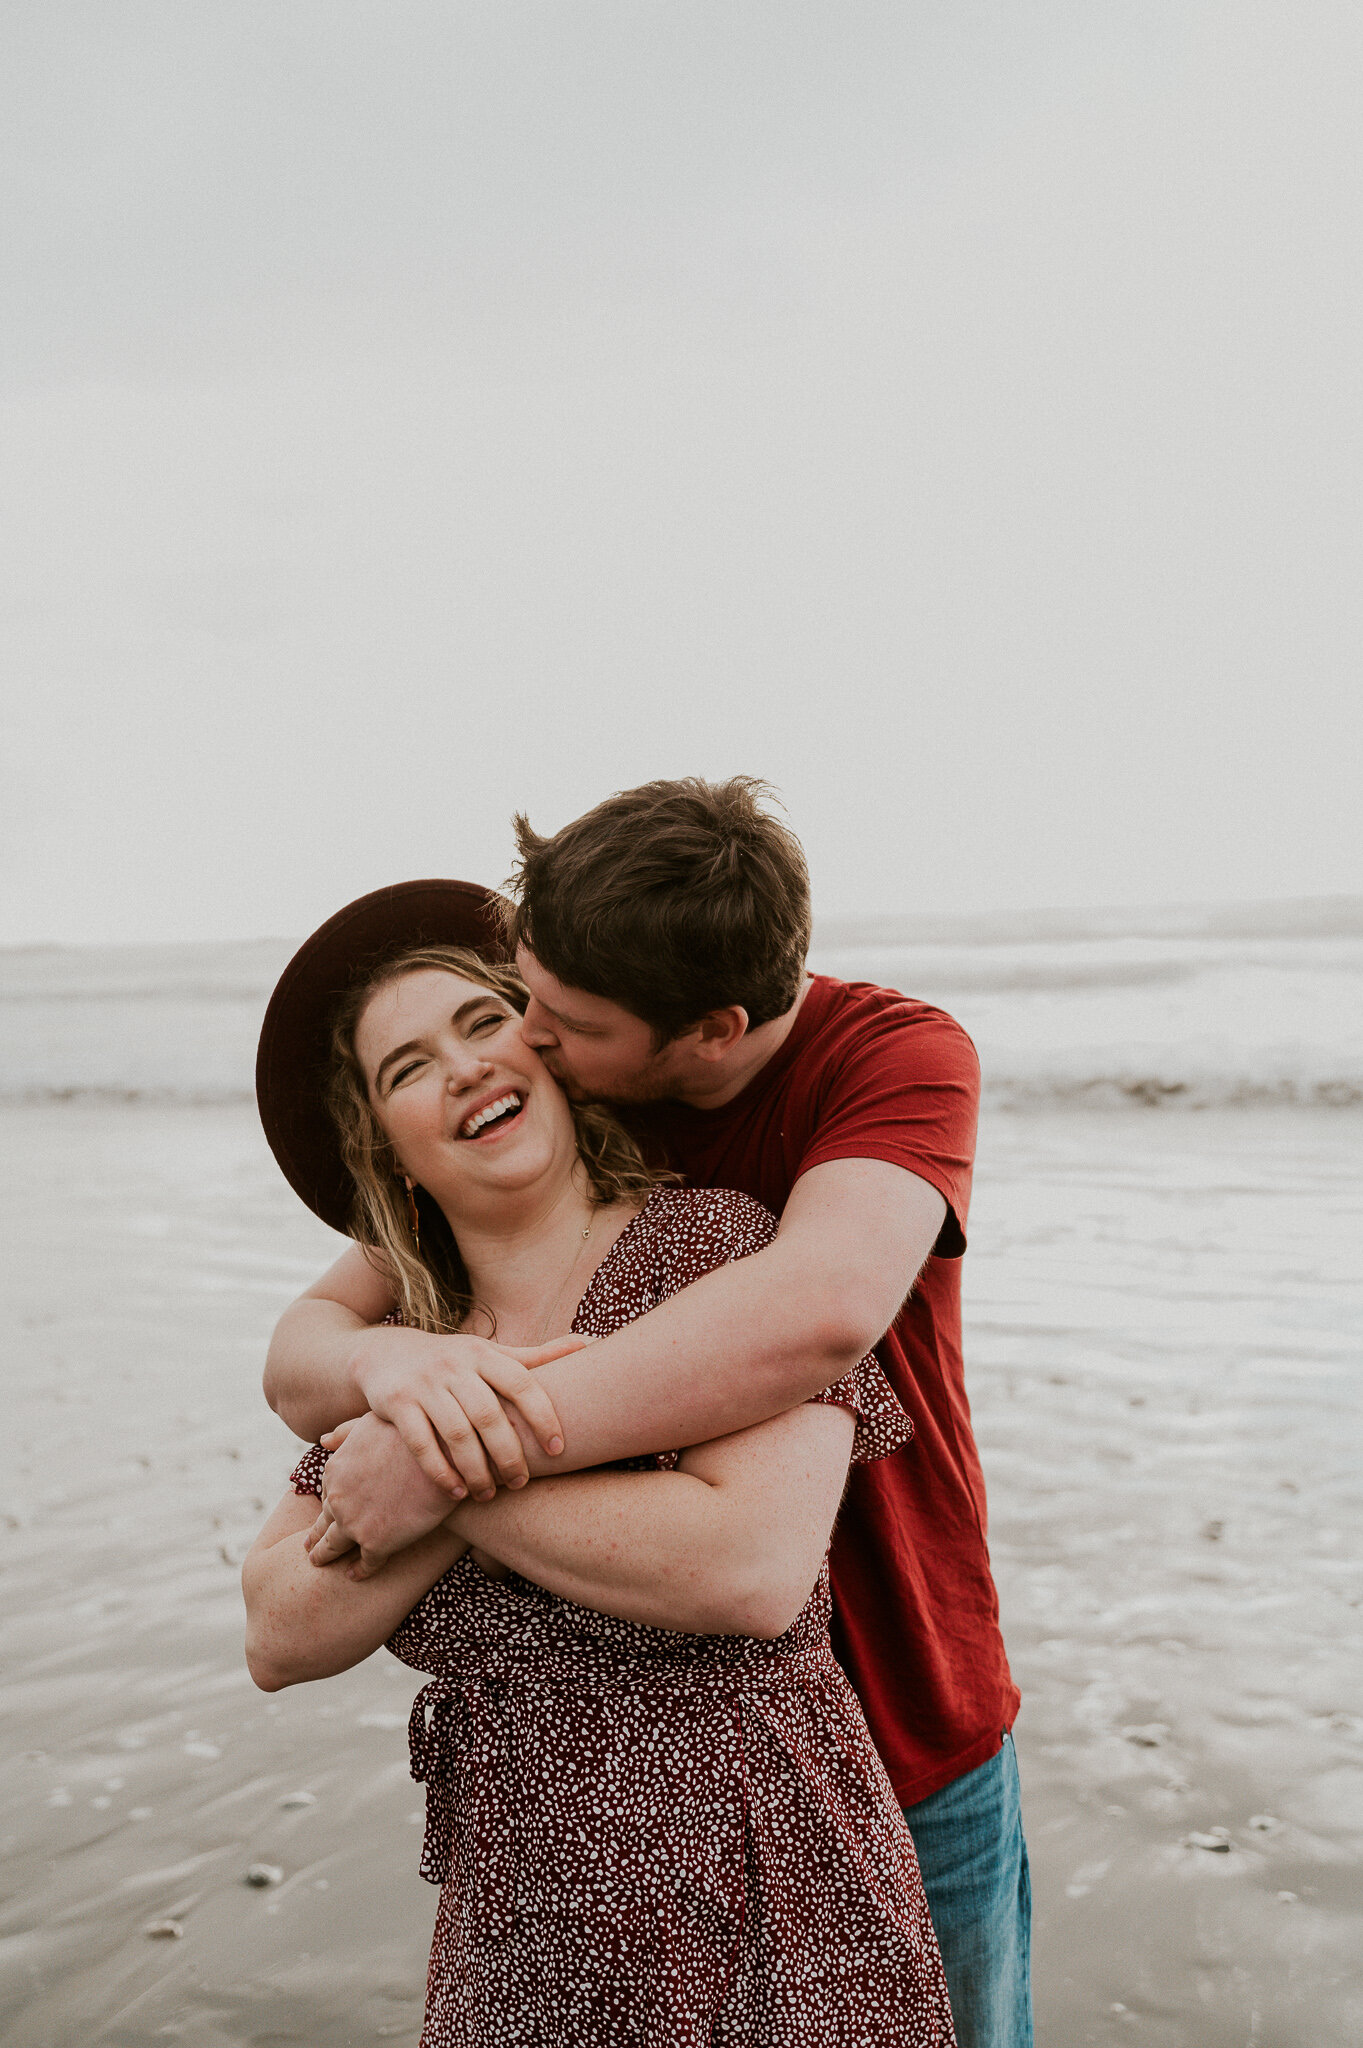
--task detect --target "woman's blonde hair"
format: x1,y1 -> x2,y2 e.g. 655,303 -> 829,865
325,944 -> 675,1333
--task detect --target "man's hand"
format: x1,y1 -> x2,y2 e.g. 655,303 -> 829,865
351,1326 -> 586,1497
306,1413 -> 460,1578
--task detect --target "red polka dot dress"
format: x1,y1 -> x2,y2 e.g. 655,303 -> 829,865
293,1186 -> 955,2048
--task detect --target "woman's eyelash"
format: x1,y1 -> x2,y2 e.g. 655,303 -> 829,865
385,1011 -> 506,1085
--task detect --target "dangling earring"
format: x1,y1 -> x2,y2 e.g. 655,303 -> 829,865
403,1176 -> 421,1253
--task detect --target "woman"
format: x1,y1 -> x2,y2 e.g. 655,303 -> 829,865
245,887 -> 955,2048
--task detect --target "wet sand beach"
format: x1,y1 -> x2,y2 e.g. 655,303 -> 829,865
2,1099 -> 1359,2045
973,1111 -> 1362,2045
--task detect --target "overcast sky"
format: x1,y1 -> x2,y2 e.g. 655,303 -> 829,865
2,1 -> 1359,944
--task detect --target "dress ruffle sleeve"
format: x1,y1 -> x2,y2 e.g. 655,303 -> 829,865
810,1352 -> 914,1465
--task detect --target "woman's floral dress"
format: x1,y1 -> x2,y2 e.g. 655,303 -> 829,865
292,1186 -> 955,2048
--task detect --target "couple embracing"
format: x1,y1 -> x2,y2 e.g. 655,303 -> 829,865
244,776 -> 1029,2048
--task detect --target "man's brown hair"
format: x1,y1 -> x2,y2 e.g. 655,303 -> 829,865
506,776 -> 811,1040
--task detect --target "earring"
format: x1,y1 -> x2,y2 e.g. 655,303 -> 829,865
403,1177 -> 421,1253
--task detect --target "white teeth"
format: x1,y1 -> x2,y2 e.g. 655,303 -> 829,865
461,1093 -> 521,1138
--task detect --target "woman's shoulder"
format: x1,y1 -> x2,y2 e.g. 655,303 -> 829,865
575,1185 -> 778,1346
630,1184 -> 778,1278
638,1181 -> 776,1233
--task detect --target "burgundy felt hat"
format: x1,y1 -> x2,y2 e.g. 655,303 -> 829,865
255,878 -> 513,1231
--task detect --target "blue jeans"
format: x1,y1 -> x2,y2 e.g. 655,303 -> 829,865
903,1731 -> 1033,2048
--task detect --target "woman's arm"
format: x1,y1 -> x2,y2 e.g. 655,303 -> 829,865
447,1399 -> 856,1639
241,1488 -> 468,1691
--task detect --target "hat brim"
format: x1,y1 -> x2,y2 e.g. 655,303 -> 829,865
256,878 -> 513,1231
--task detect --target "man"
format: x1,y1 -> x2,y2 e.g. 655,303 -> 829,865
264,776 -> 1030,2047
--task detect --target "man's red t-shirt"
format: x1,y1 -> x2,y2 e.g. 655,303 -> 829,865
635,972 -> 1019,1807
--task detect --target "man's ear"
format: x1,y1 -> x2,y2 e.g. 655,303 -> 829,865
690,1007 -> 750,1062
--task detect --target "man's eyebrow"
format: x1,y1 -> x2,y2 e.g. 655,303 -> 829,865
372,996 -> 506,1088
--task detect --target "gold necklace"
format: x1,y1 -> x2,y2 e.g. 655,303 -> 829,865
532,1213 -> 594,1344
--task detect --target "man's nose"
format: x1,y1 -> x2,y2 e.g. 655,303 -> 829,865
520,998 -> 558,1048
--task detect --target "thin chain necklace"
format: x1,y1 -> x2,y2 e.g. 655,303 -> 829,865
531,1210 -> 595,1344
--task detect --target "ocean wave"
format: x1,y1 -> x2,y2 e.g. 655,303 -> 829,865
0,982 -> 282,1006
4,1067 -> 1359,1114
0,1085 -> 257,1108
982,1073 -> 1363,1112
3,910 -> 1361,1112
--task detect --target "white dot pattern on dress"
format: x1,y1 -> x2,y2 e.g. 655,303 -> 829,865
292,1186 -> 955,2047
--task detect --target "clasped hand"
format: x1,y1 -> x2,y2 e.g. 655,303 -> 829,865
304,1328 -> 585,1577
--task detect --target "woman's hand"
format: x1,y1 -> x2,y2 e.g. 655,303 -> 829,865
303,1413 -> 455,1575
301,1331 -> 590,1577
305,1414 -> 526,1578
351,1325 -> 587,1498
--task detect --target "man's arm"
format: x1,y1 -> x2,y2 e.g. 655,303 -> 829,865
524,1158 -> 943,1464
311,1159 -> 945,1571
263,1242 -> 396,1439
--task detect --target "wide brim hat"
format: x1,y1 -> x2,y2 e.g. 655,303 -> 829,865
256,878 -> 513,1231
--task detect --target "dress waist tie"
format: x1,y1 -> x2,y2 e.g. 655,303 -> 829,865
407,1645 -> 838,1943
408,1678 -> 517,1940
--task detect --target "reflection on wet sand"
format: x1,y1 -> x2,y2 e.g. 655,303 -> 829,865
972,1112 -> 1363,2047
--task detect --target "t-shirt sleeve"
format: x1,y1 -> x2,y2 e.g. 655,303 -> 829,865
811,1352 -> 914,1465
797,997 -> 979,1256
290,1443 -> 331,1499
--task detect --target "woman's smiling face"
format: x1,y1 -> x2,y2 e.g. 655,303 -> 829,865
353,966 -> 578,1219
